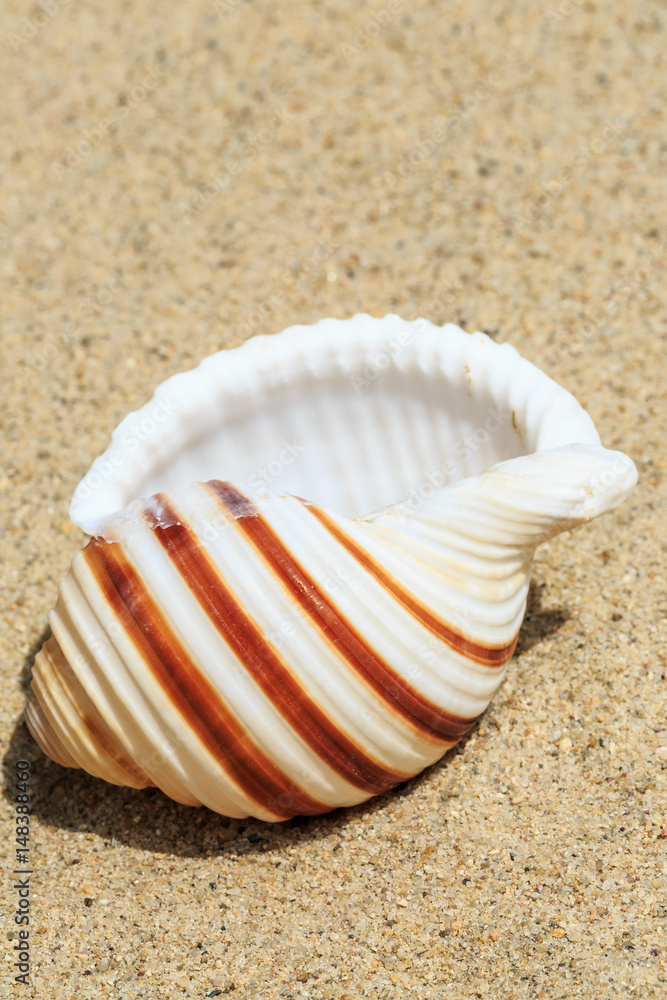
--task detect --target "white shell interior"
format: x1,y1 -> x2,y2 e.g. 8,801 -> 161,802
70,316 -> 601,535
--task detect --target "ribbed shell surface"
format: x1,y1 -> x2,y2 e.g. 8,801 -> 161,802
28,480 -> 521,819
26,316 -> 637,819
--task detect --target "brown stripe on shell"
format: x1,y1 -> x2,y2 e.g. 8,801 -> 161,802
84,538 -> 330,819
145,494 -> 408,795
306,505 -> 518,668
208,481 -> 477,744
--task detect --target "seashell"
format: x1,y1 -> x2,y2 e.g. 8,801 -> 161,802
26,315 -> 637,820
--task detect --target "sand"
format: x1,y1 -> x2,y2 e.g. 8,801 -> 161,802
1,1 -> 666,997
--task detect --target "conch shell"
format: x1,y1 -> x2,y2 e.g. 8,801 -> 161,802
26,316 -> 637,820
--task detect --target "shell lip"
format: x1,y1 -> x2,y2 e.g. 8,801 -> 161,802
68,314 -> 617,538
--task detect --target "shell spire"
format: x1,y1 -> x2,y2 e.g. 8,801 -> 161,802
26,316 -> 637,819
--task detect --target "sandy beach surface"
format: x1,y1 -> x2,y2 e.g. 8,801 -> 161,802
2,1 -> 666,997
